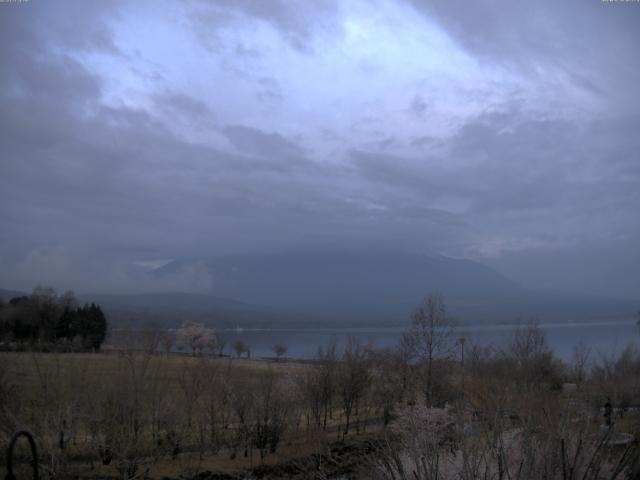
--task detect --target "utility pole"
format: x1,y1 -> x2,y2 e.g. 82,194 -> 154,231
458,336 -> 467,433
458,336 -> 467,398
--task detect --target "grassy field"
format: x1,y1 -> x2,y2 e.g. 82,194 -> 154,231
4,329 -> 640,480
1,351 -> 310,391
0,350 -> 381,479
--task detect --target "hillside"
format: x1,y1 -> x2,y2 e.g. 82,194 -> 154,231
2,252 -> 636,328
154,252 -> 521,321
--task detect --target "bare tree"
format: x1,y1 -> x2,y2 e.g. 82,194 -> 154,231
138,323 -> 161,354
251,369 -> 291,463
296,340 -> 338,432
570,341 -> 592,382
272,343 -> 288,361
508,319 -> 548,363
225,371 -> 256,460
317,339 -> 337,429
59,290 -> 78,310
402,293 -> 456,406
370,347 -> 410,426
201,361 -> 231,453
337,337 -> 371,435
215,332 -> 227,357
233,339 -> 250,359
159,331 -> 174,355
507,319 -> 562,387
177,357 -> 206,429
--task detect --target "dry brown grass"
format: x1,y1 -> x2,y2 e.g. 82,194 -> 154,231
0,351 -> 376,479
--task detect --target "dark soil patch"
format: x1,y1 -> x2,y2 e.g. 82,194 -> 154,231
175,437 -> 381,480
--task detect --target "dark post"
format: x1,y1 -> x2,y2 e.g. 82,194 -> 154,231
5,430 -> 39,480
604,397 -> 613,427
459,336 -> 466,394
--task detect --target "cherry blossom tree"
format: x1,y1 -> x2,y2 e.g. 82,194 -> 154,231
176,322 -> 217,356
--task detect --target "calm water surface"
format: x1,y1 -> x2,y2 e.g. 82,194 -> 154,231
222,321 -> 639,361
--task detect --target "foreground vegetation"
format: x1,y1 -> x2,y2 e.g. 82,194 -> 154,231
2,294 -> 640,479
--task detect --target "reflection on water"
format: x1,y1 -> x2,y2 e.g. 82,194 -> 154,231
220,321 -> 639,361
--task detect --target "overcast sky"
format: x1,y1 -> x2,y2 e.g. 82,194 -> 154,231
1,0 -> 639,297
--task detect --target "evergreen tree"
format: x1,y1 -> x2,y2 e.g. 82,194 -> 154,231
1,289 -> 108,351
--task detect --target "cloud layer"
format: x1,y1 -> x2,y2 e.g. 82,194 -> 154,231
1,0 -> 638,297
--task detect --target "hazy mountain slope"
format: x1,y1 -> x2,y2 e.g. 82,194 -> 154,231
156,252 -> 522,321
453,289 -> 638,323
0,288 -> 26,301
3,251 -> 636,328
82,292 -> 297,329
154,252 -> 638,324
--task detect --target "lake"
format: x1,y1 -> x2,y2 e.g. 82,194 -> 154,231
221,320 -> 640,361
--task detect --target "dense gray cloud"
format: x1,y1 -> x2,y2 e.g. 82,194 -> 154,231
186,0 -> 340,53
222,125 -> 305,159
409,0 -> 640,113
0,0 -> 638,298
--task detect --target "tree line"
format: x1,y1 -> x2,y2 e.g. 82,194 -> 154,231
0,287 -> 108,351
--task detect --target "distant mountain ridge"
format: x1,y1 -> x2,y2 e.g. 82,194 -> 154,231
83,291 -> 295,329
2,251 -> 637,328
153,251 -> 638,324
0,288 -> 26,301
155,251 -> 522,319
